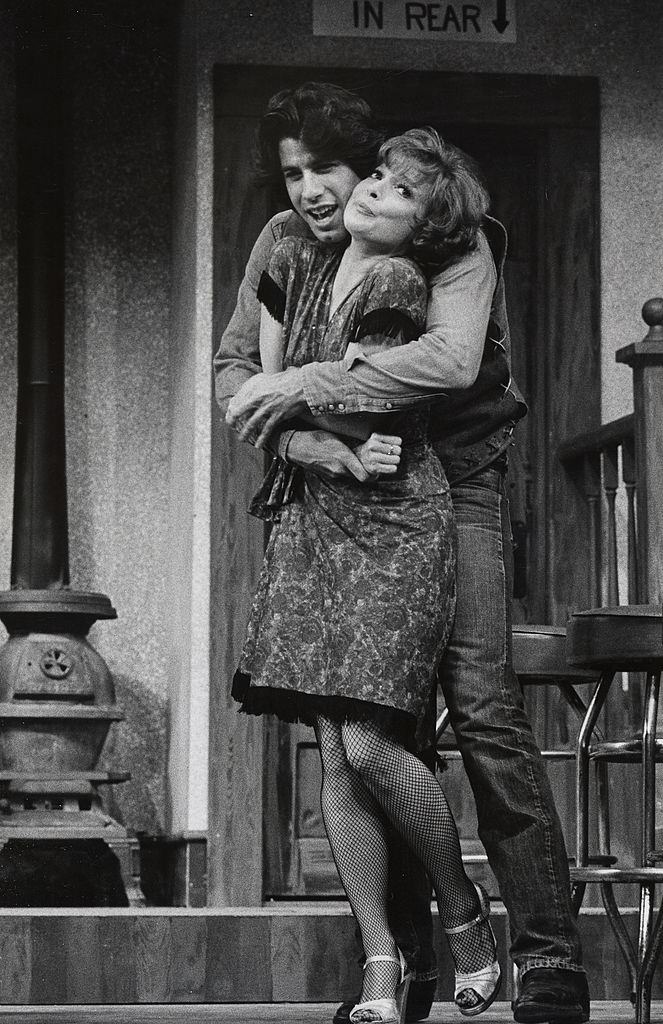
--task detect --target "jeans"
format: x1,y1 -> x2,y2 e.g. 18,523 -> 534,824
387,464 -> 584,978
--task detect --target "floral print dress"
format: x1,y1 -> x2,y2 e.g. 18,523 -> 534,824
232,236 -> 456,743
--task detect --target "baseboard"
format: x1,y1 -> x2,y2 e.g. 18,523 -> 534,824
0,903 -> 656,1004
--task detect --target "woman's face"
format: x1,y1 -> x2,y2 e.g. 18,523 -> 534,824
343,160 -> 429,254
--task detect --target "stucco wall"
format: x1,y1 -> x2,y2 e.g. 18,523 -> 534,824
0,10 -> 16,607
0,3 -> 175,834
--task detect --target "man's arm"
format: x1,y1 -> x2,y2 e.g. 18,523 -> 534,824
300,235 -> 495,413
226,234 -> 496,446
213,216 -> 281,418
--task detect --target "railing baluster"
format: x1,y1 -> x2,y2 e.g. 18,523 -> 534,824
558,416 -> 634,612
602,445 -> 620,606
622,435 -> 639,603
584,452 -> 602,607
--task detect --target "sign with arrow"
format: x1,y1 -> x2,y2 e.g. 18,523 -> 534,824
314,0 -> 516,42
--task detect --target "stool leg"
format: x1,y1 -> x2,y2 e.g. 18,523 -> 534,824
641,671 -> 661,865
636,883 -> 655,1024
635,671 -> 661,1022
599,882 -> 637,997
638,895 -> 663,1024
596,759 -> 611,857
558,682 -> 595,736
576,672 -> 614,866
570,879 -> 586,917
435,706 -> 451,747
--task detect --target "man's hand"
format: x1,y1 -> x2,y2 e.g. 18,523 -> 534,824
287,430 -> 370,482
226,368 -> 307,447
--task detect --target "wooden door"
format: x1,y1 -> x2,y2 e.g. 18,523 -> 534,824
210,67 -> 600,902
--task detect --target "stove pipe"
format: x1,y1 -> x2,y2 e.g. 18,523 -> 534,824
1,1 -> 115,632
12,0 -> 69,590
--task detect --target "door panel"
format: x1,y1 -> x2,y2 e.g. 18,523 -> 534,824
210,68 -> 600,900
208,115 -> 270,905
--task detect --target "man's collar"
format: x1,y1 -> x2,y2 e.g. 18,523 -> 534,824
283,210 -> 314,239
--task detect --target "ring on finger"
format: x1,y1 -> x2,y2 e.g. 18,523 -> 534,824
388,445 -> 394,455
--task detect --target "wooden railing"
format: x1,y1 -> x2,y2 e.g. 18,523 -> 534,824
558,415 -> 635,606
558,298 -> 663,609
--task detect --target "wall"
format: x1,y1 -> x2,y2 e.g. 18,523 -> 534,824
0,3 -> 176,834
0,7 -> 17,629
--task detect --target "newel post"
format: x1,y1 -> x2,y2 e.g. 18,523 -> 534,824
616,298 -> 663,603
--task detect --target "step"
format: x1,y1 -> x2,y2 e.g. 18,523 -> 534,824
0,905 -> 658,1005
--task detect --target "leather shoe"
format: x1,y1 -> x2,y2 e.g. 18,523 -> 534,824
333,977 -> 436,1023
513,968 -> 590,1024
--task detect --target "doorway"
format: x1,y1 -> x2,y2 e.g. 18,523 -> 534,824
210,66 -> 600,900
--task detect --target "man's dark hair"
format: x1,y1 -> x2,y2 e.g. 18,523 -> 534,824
254,81 -> 384,191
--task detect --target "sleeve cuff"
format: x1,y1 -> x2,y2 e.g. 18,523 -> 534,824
277,428 -> 297,462
300,360 -> 359,415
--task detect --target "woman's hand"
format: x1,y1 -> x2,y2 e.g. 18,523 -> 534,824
354,433 -> 402,477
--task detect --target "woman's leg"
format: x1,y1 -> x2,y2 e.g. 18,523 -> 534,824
341,719 -> 495,975
314,715 -> 401,1003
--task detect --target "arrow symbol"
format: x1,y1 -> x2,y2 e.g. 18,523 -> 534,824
493,0 -> 510,33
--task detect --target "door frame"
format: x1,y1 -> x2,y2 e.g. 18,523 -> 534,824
208,66 -> 601,905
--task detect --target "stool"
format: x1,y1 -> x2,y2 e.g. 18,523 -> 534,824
567,604 -> 663,1024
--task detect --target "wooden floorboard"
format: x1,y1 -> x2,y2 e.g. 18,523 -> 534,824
0,1003 -> 659,1023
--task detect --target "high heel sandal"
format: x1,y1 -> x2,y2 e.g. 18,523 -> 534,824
444,882 -> 502,1017
349,951 -> 412,1024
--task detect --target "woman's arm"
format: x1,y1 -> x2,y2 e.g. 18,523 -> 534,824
259,304 -> 285,375
292,405 -> 392,442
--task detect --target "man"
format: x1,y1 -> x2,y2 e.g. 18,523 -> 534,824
215,81 -> 589,1024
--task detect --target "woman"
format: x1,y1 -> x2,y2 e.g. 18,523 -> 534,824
232,128 -> 501,1023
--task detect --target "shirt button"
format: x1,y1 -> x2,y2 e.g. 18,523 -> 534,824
385,402 -> 393,410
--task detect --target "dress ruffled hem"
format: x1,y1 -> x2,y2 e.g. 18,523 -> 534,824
232,670 -> 417,749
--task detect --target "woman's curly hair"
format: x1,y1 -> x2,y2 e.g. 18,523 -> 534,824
380,127 -> 490,274
254,81 -> 384,194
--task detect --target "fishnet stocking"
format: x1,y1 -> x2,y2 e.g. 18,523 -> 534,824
315,713 -> 495,995
315,716 -> 403,1003
340,718 -> 496,974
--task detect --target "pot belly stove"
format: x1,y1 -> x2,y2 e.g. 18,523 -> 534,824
0,592 -> 144,906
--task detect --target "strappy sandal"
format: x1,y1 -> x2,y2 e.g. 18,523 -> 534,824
444,882 -> 502,1017
349,951 -> 412,1024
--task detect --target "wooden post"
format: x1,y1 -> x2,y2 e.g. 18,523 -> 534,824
616,299 -> 663,604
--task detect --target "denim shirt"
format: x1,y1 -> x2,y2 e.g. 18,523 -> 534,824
213,211 -> 527,482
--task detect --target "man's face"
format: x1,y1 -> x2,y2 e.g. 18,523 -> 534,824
279,137 -> 360,244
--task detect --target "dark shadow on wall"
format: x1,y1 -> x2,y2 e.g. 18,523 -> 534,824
99,673 -> 168,836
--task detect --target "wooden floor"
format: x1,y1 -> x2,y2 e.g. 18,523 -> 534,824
0,1003 -> 659,1023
